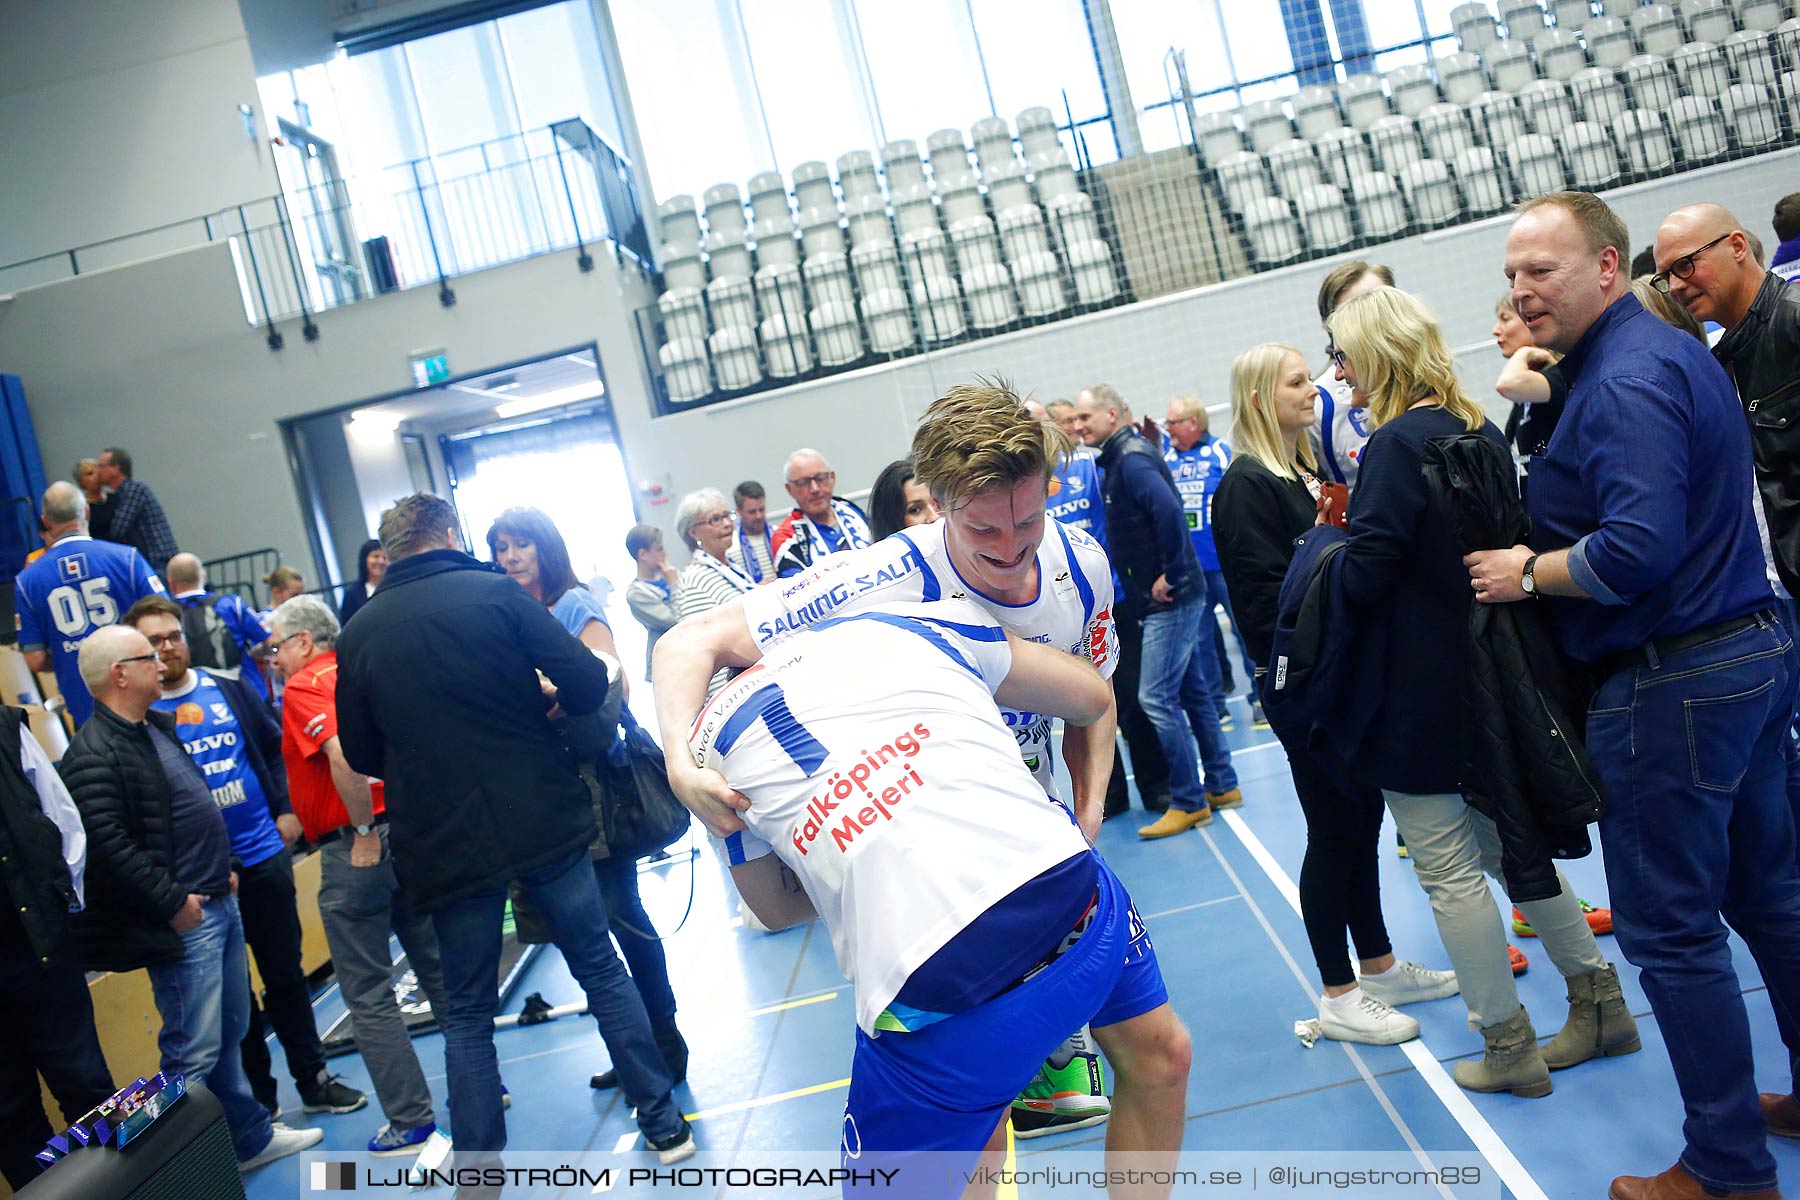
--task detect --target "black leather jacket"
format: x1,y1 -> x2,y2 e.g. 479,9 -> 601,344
1715,271 -> 1800,595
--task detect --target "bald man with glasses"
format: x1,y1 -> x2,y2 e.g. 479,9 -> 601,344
1658,204 -> 1800,1156
769,448 -> 873,578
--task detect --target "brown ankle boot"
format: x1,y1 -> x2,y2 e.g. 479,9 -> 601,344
1761,1091 -> 1800,1139
1542,963 -> 1641,1069
1608,1161 -> 1779,1199
1451,1008 -> 1552,1097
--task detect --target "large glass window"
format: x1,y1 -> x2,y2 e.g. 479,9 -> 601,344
854,0 -> 991,145
740,0 -> 879,170
1110,0 -> 1236,151
500,3 -> 623,145
970,0 -> 1106,134
612,0 -> 772,203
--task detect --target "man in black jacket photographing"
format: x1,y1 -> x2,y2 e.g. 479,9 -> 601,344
335,493 -> 693,1165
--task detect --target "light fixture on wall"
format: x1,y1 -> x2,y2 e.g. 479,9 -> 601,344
346,408 -> 404,441
494,381 -> 605,418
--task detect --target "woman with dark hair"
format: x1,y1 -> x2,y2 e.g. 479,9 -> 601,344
867,457 -> 941,540
337,539 -> 387,622
483,506 -> 688,1091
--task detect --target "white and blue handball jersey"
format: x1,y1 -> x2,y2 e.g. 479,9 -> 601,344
692,599 -> 1092,1035
739,517 -> 1118,801
14,535 -> 166,726
1309,368 -> 1373,490
1164,434 -> 1232,571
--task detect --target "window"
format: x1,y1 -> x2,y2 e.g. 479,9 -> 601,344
1109,0 -> 1236,150
500,3 -> 623,145
854,0 -> 991,145
740,0 -> 879,173
612,0 -> 772,203
970,0 -> 1107,137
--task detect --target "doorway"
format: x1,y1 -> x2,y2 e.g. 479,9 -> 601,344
279,346 -> 641,646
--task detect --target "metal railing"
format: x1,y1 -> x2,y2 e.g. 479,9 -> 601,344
201,547 -> 281,609
0,119 -> 650,351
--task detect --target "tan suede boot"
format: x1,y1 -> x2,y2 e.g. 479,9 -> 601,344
1451,1008 -> 1552,1097
1542,964 -> 1641,1070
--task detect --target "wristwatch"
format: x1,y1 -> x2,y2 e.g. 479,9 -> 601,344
1521,555 -> 1540,597
353,823 -> 375,836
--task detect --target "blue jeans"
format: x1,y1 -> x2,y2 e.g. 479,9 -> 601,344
1203,568 -> 1254,681
594,856 -> 677,1021
145,895 -> 272,1161
1586,615 -> 1800,1192
1138,597 -> 1237,810
430,848 -> 682,1153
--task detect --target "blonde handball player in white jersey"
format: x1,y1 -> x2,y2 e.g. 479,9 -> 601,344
654,382 -> 1193,1165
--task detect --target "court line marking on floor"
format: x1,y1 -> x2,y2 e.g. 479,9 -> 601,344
1141,895 -> 1242,920
747,991 -> 839,1018
612,1131 -> 639,1154
1218,807 -> 1551,1200
1197,825 -> 1455,1200
686,1076 -> 852,1122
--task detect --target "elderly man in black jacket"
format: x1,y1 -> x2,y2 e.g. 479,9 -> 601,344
123,595 -> 366,1122
60,625 -> 321,1171
1074,385 -> 1240,841
0,704 -> 113,1191
335,493 -> 693,1164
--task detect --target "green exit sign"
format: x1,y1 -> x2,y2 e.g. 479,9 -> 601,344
410,348 -> 449,387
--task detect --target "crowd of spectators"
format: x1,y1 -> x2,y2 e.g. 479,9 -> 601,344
4,188 -> 1799,1197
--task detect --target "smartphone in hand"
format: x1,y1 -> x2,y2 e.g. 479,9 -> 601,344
1318,482 -> 1350,529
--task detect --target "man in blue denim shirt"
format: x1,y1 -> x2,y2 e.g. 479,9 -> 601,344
1468,192 -> 1800,1200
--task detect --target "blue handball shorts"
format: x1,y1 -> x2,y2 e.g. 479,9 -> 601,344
840,854 -> 1166,1175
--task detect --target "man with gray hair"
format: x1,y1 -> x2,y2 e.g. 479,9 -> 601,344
14,482 -> 165,728
769,447 -> 872,577
267,594 -> 449,1157
60,625 -> 321,1171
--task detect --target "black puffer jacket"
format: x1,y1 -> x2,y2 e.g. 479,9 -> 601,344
1423,434 -> 1603,903
1715,271 -> 1800,596
58,706 -> 190,971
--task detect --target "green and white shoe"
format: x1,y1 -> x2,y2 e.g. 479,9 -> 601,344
1010,1029 -> 1110,1138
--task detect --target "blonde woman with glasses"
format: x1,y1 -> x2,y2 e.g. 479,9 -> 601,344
1213,343 -> 1456,1047
1323,286 -> 1630,1098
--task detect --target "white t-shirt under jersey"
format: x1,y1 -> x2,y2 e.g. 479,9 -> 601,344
692,599 -> 1092,1035
739,519 -> 1119,800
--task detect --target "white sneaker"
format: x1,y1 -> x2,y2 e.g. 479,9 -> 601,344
239,1122 -> 324,1172
1318,992 -> 1420,1045
1360,961 -> 1460,1006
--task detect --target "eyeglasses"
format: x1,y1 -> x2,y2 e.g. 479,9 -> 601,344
787,471 -> 834,491
114,654 -> 158,668
1166,415 -> 1198,427
699,512 -> 733,527
1328,344 -> 1348,371
144,631 -> 185,649
273,631 -> 308,651
1651,233 -> 1731,293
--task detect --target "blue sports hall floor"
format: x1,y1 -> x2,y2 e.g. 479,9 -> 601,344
239,681 -> 1800,1200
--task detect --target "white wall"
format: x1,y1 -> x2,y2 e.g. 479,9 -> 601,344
344,423 -> 419,536
0,0 -> 277,267
3,147 -> 1796,584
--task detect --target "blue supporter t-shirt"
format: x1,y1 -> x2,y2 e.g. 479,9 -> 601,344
550,587 -> 611,640
153,670 -> 285,869
13,535 -> 166,726
1049,449 -> 1107,544
1165,433 -> 1232,571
